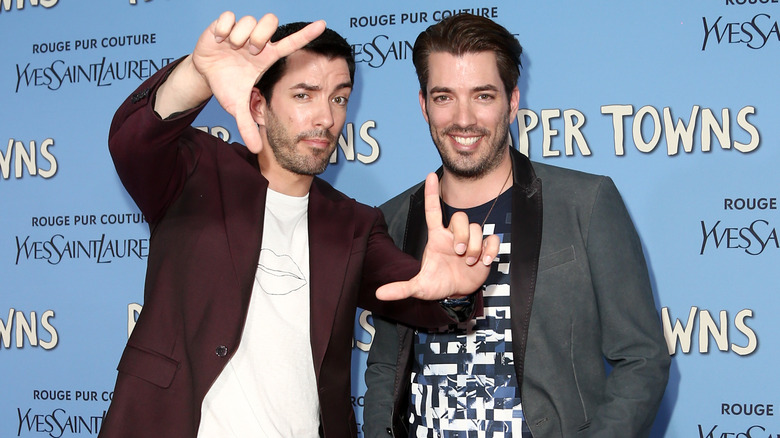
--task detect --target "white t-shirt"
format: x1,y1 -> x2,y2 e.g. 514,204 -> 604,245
198,188 -> 319,437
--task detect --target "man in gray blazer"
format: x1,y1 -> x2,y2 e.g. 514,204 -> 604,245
364,13 -> 671,438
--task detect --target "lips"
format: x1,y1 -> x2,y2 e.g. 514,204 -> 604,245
256,248 -> 307,295
301,137 -> 332,149
452,135 -> 480,146
444,127 -> 488,150
296,130 -> 336,150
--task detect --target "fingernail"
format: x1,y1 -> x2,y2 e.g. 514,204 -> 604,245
455,243 -> 466,255
483,255 -> 493,265
248,43 -> 262,55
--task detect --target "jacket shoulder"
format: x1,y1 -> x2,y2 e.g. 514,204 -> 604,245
312,177 -> 358,204
311,177 -> 387,224
530,161 -> 607,186
530,160 -> 617,203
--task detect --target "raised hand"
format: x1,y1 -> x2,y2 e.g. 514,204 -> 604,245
376,173 -> 500,301
157,11 -> 325,153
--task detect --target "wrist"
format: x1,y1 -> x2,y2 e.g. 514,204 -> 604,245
155,56 -> 212,118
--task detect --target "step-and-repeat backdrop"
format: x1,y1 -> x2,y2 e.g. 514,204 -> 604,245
2,1 -> 778,436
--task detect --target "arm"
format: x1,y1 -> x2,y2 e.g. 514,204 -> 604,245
107,58 -> 206,223
364,316 -> 404,438
587,177 -> 671,437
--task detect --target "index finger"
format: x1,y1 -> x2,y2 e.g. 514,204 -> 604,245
424,173 -> 443,232
212,11 -> 237,43
266,19 -> 327,59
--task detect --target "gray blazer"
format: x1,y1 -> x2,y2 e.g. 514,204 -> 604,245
364,148 -> 670,437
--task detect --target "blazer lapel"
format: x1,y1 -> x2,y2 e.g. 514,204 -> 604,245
216,146 -> 267,307
508,148 -> 543,396
404,183 -> 428,259
307,179 -> 354,376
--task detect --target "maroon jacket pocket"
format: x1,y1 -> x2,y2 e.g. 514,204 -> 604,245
117,344 -> 180,389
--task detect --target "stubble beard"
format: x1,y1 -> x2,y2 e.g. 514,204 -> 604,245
430,110 -> 512,180
265,107 -> 337,176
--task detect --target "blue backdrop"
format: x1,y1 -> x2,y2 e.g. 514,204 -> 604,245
2,1 -> 779,437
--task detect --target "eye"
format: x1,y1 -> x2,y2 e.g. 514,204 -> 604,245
431,95 -> 450,103
293,93 -> 309,100
333,95 -> 349,106
476,93 -> 495,101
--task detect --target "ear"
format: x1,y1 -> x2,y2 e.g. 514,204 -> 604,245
509,86 -> 520,120
250,88 -> 268,128
418,89 -> 430,125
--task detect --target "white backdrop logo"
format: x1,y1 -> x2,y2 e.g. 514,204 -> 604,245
0,308 -> 58,350
517,105 -> 760,158
352,309 -> 375,352
662,306 -> 757,356
0,0 -> 57,13
333,121 -> 380,164
1,138 -> 57,180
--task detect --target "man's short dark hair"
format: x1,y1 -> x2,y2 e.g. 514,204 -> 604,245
255,22 -> 355,101
412,13 -> 522,99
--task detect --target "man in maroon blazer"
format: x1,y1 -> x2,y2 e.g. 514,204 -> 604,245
99,11 -> 498,438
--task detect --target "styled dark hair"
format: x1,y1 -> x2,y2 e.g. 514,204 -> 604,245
255,22 -> 355,101
412,13 -> 522,98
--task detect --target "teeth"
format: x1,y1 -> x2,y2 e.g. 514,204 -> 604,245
453,136 -> 479,146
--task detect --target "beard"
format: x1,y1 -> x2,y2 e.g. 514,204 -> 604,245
429,109 -> 512,180
265,107 -> 337,176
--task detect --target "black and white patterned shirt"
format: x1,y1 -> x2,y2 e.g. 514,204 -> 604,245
409,190 -> 533,438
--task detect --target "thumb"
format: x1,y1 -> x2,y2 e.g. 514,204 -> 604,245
376,281 -> 414,301
236,106 -> 263,153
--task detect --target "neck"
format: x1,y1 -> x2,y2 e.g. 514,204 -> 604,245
257,154 -> 313,198
440,153 -> 513,209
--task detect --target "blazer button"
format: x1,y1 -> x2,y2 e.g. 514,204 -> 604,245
215,345 -> 229,357
386,427 -> 392,435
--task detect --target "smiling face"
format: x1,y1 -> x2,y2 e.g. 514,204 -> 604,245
420,51 -> 519,180
255,50 -> 352,179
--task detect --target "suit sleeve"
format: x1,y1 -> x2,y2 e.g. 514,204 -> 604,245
363,315 -> 402,438
586,177 -> 671,437
108,57 -> 207,223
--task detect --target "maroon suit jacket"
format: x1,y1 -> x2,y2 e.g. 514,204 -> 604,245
99,61 -> 456,438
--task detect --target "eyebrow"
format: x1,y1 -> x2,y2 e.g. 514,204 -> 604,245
472,84 -> 500,93
289,82 -> 353,92
429,84 -> 500,94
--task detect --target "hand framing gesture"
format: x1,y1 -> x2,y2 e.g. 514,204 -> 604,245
155,11 -> 326,152
377,173 -> 501,301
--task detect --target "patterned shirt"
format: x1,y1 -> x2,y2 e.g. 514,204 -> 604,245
409,190 -> 533,438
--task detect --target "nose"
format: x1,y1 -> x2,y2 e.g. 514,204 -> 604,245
312,99 -> 335,130
453,99 -> 477,127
